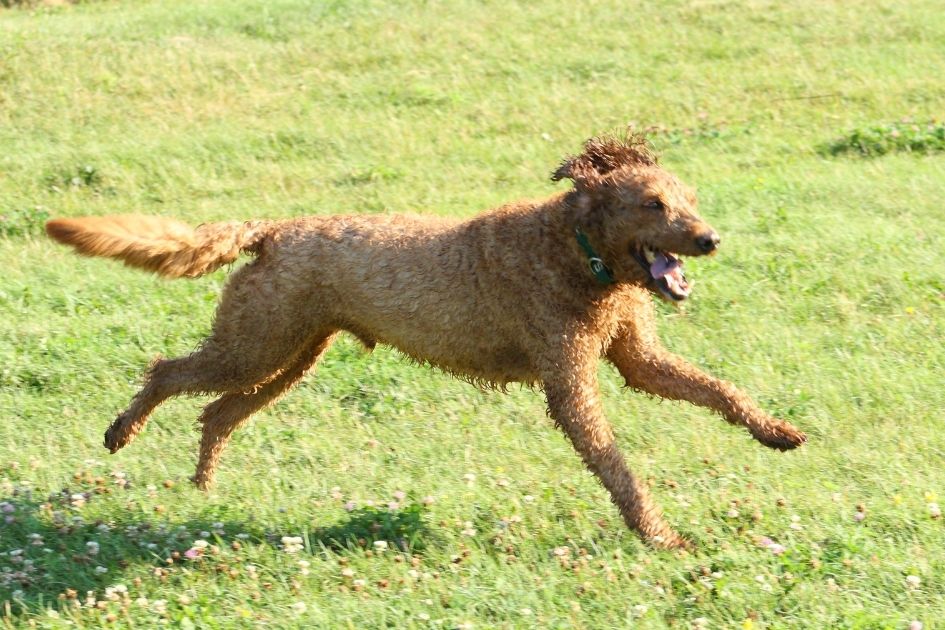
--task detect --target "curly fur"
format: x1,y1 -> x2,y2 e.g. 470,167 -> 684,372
47,136 -> 806,549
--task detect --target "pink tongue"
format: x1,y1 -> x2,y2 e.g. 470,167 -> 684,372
650,253 -> 679,279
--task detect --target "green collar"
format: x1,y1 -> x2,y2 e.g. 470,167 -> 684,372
574,228 -> 615,285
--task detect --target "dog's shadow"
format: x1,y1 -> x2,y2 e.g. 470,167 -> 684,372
0,486 -> 431,615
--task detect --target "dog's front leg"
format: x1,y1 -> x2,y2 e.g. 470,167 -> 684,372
543,364 -> 688,549
607,332 -> 806,450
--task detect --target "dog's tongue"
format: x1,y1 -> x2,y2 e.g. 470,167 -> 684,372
650,253 -> 680,279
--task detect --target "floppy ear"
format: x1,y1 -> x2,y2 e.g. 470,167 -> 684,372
550,153 -> 604,190
550,156 -> 578,182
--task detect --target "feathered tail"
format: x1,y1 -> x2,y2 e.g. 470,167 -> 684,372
45,215 -> 271,278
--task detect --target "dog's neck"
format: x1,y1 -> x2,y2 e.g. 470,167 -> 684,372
573,227 -> 615,285
528,191 -> 622,295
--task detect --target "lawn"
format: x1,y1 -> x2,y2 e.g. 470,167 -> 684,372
1,0 -> 944,627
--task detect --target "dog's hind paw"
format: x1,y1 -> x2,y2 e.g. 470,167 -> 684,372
190,473 -> 214,491
103,415 -> 134,453
751,421 -> 807,451
103,428 -> 121,453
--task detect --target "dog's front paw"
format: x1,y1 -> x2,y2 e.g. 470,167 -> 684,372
650,532 -> 694,552
751,420 -> 807,451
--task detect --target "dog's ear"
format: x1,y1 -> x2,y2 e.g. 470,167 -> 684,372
551,155 -> 592,185
551,151 -> 608,190
550,160 -> 571,183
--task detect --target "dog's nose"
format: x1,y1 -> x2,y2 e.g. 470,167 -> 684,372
696,231 -> 720,253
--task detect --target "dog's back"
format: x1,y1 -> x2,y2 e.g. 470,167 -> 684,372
259,212 -> 541,382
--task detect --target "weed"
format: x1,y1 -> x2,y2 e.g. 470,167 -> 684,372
823,120 -> 945,157
0,206 -> 49,238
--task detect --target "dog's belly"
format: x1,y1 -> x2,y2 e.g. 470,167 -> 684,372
342,318 -> 536,385
407,340 -> 535,385
294,215 -> 540,384
331,278 -> 538,384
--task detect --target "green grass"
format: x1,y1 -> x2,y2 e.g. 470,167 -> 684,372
2,0 -> 945,627
822,120 -> 945,157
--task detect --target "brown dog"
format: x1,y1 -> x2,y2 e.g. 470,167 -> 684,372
46,136 -> 806,548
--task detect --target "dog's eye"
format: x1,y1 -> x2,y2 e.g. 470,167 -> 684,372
642,199 -> 664,210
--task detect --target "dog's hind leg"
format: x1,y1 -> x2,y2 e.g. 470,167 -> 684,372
191,332 -> 337,490
543,360 -> 688,549
606,318 -> 806,451
103,261 -> 322,453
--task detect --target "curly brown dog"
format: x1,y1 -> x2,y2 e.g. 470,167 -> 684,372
45,136 -> 806,549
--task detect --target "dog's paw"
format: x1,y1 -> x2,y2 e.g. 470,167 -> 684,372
103,429 -> 120,453
190,474 -> 214,492
650,531 -> 693,551
103,416 -> 131,453
752,421 -> 807,451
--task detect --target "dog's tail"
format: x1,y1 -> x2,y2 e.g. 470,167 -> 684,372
45,215 -> 272,278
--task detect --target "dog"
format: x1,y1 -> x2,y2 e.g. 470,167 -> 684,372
45,135 -> 806,548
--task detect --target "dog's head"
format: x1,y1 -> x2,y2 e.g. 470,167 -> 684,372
553,135 -> 719,301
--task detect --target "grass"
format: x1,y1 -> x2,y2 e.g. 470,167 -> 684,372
822,120 -> 945,157
1,0 -> 944,627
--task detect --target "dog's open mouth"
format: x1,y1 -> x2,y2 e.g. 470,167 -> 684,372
632,246 -> 691,301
